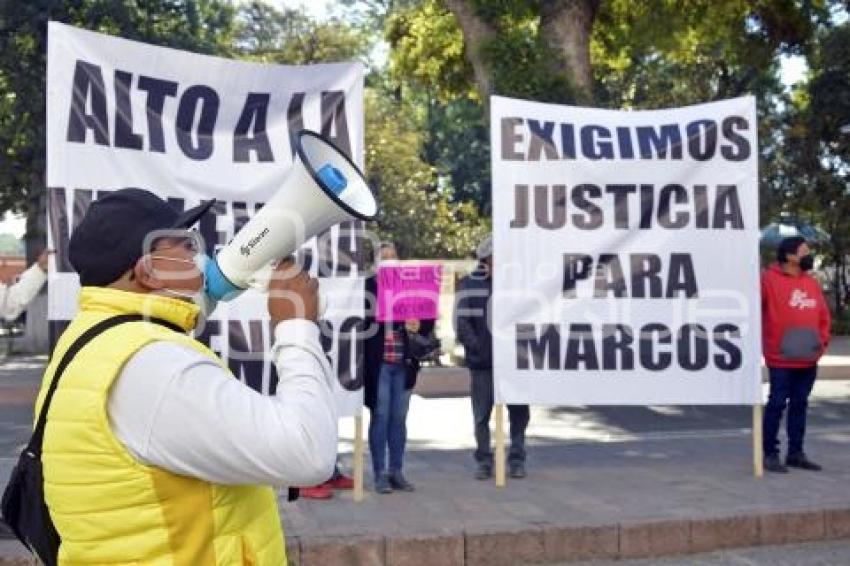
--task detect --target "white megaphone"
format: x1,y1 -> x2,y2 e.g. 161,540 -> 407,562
204,129 -> 378,301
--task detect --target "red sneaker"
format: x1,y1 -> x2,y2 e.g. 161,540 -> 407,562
299,484 -> 334,499
324,473 -> 354,490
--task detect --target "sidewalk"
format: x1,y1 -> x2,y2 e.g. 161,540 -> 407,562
2,359 -> 850,565
277,383 -> 850,565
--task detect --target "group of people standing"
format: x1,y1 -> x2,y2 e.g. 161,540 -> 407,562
0,189 -> 836,563
328,232 -> 834,494
302,235 -> 531,498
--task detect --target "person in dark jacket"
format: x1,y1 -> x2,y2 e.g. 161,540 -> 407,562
364,243 -> 435,493
455,236 -> 529,480
761,236 -> 831,473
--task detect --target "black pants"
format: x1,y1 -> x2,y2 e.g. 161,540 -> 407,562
470,368 -> 530,465
763,365 -> 817,457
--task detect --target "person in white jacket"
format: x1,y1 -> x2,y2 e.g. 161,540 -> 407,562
0,250 -> 49,322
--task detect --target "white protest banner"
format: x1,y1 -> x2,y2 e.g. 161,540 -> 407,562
491,95 -> 761,405
46,22 -> 367,416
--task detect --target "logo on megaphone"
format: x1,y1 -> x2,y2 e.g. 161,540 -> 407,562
205,129 -> 378,301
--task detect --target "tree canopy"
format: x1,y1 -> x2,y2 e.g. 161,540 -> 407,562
1,0 -> 850,278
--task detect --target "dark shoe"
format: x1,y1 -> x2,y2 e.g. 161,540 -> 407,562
389,471 -> 415,492
509,462 -> 526,479
786,454 -> 822,471
764,454 -> 788,473
475,463 -> 492,480
374,474 -> 393,494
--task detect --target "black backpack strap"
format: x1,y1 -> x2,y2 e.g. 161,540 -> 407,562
27,314 -> 184,456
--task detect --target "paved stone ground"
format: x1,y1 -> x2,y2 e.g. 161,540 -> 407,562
2,355 -> 850,564
567,539 -> 850,565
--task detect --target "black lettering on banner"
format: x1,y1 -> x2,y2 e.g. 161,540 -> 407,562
594,254 -> 627,298
527,120 -> 558,160
501,117 -> 525,160
559,123 -> 576,159
67,60 -> 109,145
581,125 -> 614,160
720,116 -> 751,161
713,185 -> 745,229
232,201 -> 252,235
315,228 -> 335,278
47,188 -> 72,273
686,120 -> 717,161
713,323 -> 742,370
198,200 -> 228,255
47,187 -> 99,273
562,254 -> 592,298
511,185 -> 529,228
657,184 -> 689,229
234,93 -> 274,163
694,184 -> 710,228
516,323 -> 560,369
336,220 -> 368,276
677,324 -> 709,371
321,317 -> 366,391
195,319 -> 221,354
667,253 -> 699,298
175,85 -> 219,160
114,71 -> 144,150
602,324 -> 634,370
606,184 -> 636,229
616,126 -> 634,159
137,75 -> 179,152
564,323 -> 598,370
639,184 -> 654,229
639,323 -> 672,371
535,184 -> 566,230
571,184 -> 603,229
321,91 -> 352,159
636,124 -> 683,159
287,92 -> 305,158
227,320 -> 266,391
629,254 -> 663,298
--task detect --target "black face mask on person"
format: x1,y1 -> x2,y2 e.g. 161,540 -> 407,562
799,254 -> 814,272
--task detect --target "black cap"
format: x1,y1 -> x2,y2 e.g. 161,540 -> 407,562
69,188 -> 215,286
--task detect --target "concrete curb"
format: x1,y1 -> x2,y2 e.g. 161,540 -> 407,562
284,507 -> 850,566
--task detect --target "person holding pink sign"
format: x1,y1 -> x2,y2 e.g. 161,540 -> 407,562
364,243 -> 438,494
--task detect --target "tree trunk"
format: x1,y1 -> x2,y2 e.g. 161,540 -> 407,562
444,0 -> 497,100
539,0 -> 599,104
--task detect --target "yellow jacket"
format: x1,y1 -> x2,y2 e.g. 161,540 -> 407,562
35,287 -> 285,565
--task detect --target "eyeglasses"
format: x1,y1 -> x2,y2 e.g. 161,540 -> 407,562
141,229 -> 205,278
144,229 -> 205,257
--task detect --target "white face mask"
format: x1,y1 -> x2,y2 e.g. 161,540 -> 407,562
148,253 -> 218,318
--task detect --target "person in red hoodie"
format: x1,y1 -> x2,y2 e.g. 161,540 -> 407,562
761,236 -> 831,473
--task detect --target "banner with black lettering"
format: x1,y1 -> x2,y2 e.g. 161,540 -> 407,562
46,22 -> 367,416
490,95 -> 760,405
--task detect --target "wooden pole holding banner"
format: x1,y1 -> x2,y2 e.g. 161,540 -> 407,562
753,403 -> 763,478
353,413 -> 365,501
494,404 -> 506,487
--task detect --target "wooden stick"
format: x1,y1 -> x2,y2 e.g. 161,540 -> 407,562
494,404 -> 506,487
753,403 -> 763,478
353,414 -> 365,501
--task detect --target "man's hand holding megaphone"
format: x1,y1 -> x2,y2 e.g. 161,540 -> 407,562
268,258 -> 320,324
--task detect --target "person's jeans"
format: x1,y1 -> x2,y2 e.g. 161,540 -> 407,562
369,362 -> 412,477
470,368 -> 530,465
763,365 -> 818,457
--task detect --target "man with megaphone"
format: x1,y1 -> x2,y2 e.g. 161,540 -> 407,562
19,189 -> 337,564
